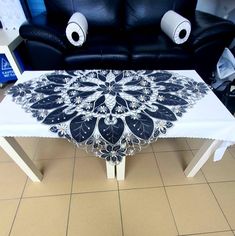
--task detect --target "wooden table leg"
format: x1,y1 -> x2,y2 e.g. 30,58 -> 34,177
106,161 -> 115,179
116,156 -> 126,180
184,139 -> 223,177
0,137 -> 43,182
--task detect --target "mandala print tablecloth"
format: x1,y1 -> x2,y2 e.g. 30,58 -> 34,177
7,70 -> 209,164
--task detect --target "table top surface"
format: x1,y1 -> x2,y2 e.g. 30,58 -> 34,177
0,70 -> 235,142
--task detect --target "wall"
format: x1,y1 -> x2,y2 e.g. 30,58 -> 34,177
0,0 -> 26,30
216,0 -> 235,19
196,0 -> 219,15
197,0 -> 235,19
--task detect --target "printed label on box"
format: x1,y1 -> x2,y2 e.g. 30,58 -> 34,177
1,58 -> 12,71
0,54 -> 17,83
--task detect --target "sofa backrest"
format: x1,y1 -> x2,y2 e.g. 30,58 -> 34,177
44,0 -> 198,31
125,0 -> 198,31
44,0 -> 124,30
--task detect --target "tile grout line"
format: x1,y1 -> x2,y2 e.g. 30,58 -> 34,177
0,178 -> 235,200
188,143 -> 234,233
152,148 -> 191,154
152,150 -> 180,236
119,185 -> 163,192
0,197 -> 21,201
20,189 -> 118,199
208,181 -> 234,232
179,229 -> 234,236
8,176 -> 28,236
32,156 -> 75,161
22,193 -> 72,199
200,179 -> 235,184
1,180 -> 234,200
65,147 -> 76,236
117,182 -> 125,236
117,180 -> 235,191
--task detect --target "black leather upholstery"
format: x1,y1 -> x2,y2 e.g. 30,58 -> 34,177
65,31 -> 129,69
128,31 -> 193,69
26,40 -> 64,69
44,0 -> 124,30
189,11 -> 235,49
20,13 -> 68,51
19,0 -> 235,84
125,0 -> 197,31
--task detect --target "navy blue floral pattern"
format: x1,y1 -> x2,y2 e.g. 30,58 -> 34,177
8,70 -> 209,164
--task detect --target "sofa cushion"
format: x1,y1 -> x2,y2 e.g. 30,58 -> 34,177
129,31 -> 193,69
65,31 -> 129,69
44,0 -> 124,30
125,0 -> 198,31
20,13 -> 69,51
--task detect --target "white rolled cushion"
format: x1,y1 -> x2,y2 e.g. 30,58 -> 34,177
160,10 -> 191,44
66,12 -> 88,47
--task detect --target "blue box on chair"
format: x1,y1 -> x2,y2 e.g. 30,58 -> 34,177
0,54 -> 17,83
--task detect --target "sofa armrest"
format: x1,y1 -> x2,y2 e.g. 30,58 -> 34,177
19,12 -> 69,52
188,11 -> 235,50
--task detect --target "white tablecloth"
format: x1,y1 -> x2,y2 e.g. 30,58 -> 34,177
0,70 -> 235,157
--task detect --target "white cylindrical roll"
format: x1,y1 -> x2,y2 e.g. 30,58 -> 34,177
66,12 -> 88,47
160,10 -> 191,44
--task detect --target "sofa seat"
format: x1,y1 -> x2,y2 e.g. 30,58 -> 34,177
129,31 -> 193,69
65,31 -> 129,69
64,31 -> 193,70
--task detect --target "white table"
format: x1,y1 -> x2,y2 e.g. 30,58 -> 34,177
0,29 -> 23,81
0,70 -> 235,182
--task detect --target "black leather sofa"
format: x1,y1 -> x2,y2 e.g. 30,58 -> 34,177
19,0 -> 235,84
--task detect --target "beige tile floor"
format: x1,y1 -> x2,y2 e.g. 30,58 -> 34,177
1,86 -> 235,236
0,138 -> 235,236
